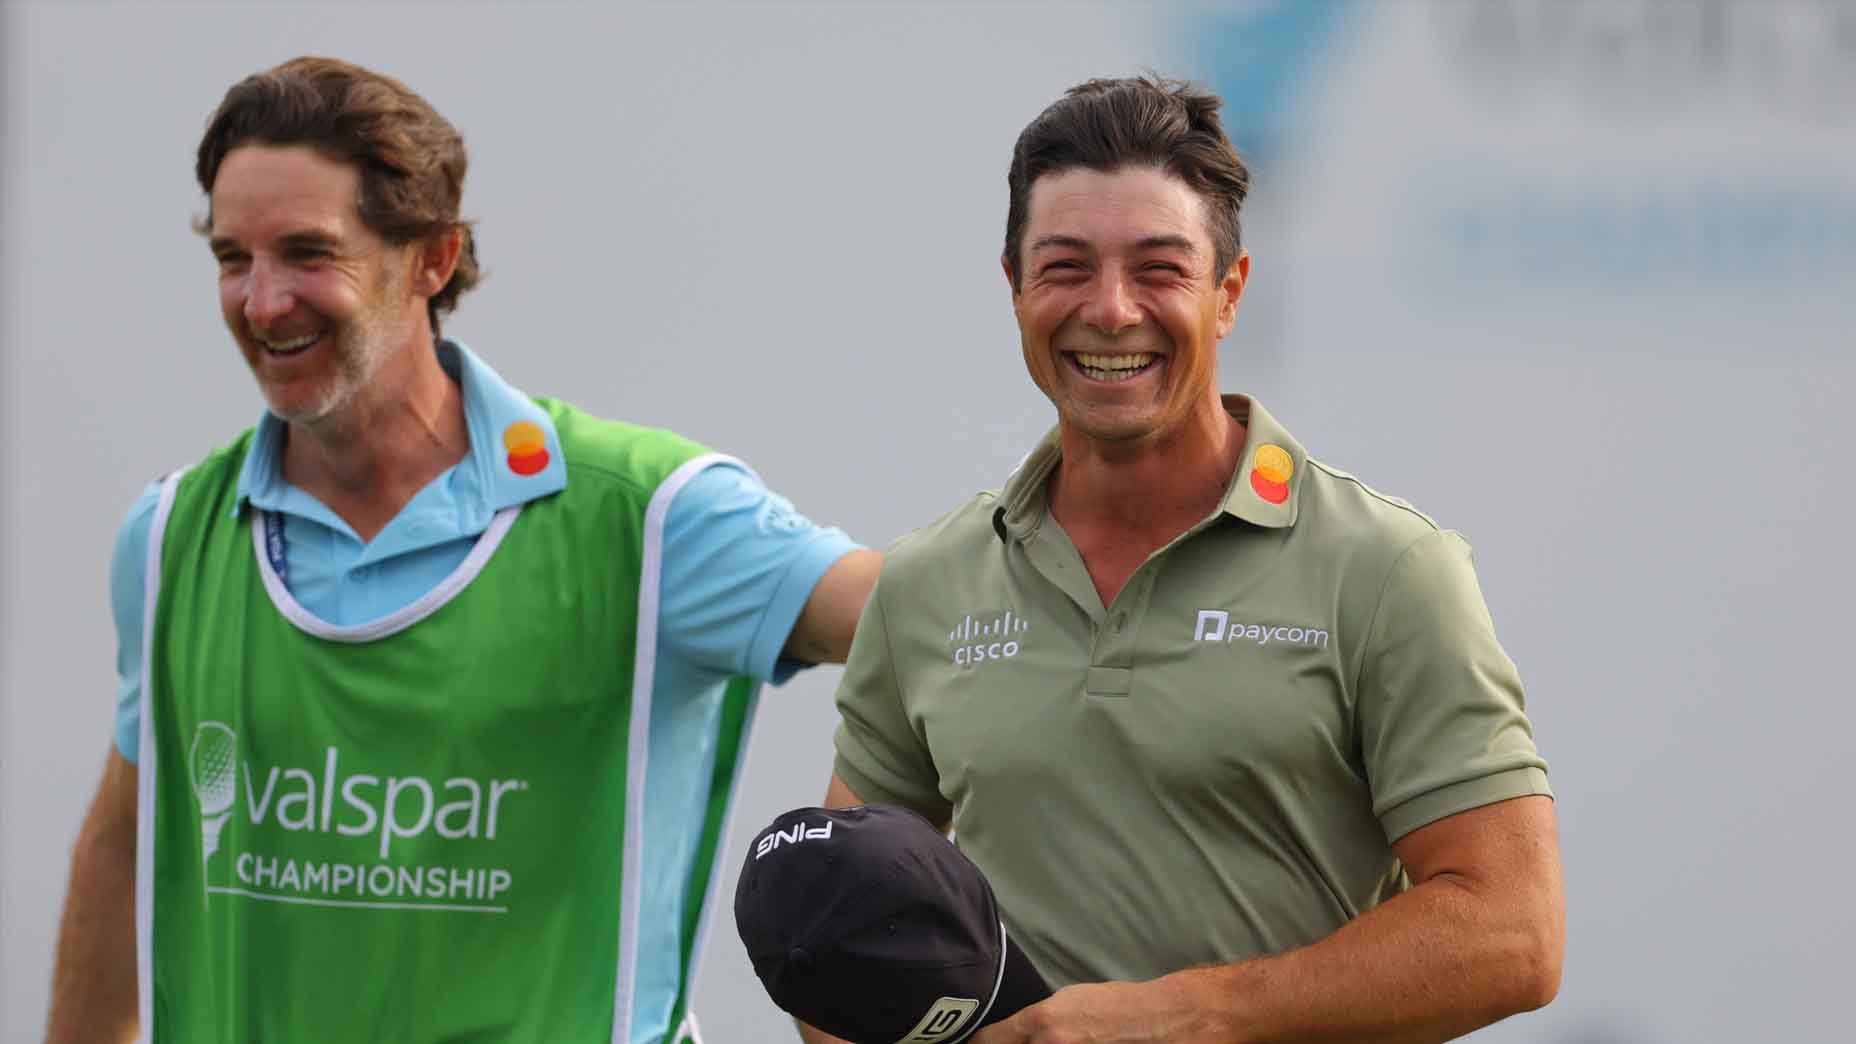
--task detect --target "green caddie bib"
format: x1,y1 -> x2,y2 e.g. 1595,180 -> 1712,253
133,400 -> 751,1043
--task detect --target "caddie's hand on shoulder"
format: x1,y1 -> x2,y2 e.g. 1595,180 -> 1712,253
970,977 -> 1210,1044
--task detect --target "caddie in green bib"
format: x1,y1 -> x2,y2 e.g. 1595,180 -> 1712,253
137,401 -> 745,1042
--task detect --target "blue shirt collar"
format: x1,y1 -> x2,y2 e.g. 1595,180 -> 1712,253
234,340 -> 567,519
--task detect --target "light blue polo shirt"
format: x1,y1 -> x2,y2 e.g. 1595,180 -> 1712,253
109,340 -> 858,1044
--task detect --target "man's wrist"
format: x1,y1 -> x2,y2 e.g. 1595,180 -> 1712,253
1156,960 -> 1264,1044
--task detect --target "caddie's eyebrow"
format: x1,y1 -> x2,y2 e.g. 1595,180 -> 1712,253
207,229 -> 342,256
276,229 -> 342,252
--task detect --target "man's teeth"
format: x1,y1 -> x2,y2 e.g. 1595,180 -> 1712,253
1074,352 -> 1156,381
263,333 -> 319,354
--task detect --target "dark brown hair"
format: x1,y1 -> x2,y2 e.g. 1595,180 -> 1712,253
1004,75 -> 1251,289
196,56 -> 481,336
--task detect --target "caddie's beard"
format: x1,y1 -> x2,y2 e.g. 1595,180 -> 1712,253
263,315 -> 402,431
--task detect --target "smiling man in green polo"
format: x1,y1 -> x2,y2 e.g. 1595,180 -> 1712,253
805,77 -> 1564,1044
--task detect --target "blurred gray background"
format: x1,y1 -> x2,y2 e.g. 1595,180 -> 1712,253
3,2 -> 1851,1042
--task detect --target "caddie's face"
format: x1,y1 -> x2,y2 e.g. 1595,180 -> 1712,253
1008,166 -> 1246,447
208,144 -> 423,428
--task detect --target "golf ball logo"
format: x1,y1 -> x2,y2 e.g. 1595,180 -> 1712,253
191,722 -> 238,863
1250,444 -> 1293,504
503,421 -> 550,476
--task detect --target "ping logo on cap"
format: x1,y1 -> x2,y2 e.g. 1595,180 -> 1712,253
503,421 -> 550,476
899,997 -> 980,1043
754,819 -> 833,860
1249,443 -> 1293,504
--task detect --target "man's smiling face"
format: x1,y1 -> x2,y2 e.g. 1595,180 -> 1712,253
1009,165 -> 1246,448
209,143 -> 424,428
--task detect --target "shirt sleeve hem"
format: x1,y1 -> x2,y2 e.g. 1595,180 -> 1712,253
114,727 -> 140,765
1379,766 -> 1553,843
109,480 -> 163,766
746,531 -> 861,684
832,752 -> 950,821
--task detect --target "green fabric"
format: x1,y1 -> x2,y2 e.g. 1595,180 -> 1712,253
833,396 -> 1550,989
145,401 -> 721,1043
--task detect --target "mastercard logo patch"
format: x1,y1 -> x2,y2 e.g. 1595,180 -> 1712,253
1249,443 -> 1293,505
503,421 -> 550,476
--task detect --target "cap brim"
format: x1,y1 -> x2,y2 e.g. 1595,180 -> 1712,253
975,929 -> 1050,1031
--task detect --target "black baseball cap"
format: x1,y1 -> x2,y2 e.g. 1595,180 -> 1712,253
734,804 -> 1050,1044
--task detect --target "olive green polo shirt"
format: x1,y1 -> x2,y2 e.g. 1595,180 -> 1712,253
833,396 -> 1550,989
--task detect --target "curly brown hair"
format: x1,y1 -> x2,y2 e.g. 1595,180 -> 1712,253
196,56 -> 481,336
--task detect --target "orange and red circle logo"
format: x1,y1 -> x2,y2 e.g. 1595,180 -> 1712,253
503,421 -> 550,476
1249,443 -> 1293,504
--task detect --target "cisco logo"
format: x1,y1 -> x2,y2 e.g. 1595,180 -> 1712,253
948,610 -> 1030,668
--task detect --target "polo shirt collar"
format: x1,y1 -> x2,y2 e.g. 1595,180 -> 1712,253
998,394 -> 1306,535
233,339 -> 567,517
1220,395 -> 1304,528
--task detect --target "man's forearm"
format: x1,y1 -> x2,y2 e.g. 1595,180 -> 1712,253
46,754 -> 139,1044
1157,795 -> 1563,1044
1168,867 -> 1560,1044
975,798 -> 1562,1044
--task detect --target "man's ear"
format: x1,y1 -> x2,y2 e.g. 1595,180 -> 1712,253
412,226 -> 465,299
1002,254 -> 1020,302
1217,250 -> 1250,336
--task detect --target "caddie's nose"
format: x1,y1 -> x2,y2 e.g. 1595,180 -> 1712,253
242,255 -> 296,328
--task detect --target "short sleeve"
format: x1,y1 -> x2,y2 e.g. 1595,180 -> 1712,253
832,576 -> 952,821
110,481 -> 163,764
656,462 -> 860,684
1360,530 -> 1551,842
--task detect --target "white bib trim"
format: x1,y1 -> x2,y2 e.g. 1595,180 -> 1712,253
136,468 -> 187,1039
677,681 -> 763,1029
612,452 -> 750,1044
249,505 -> 521,643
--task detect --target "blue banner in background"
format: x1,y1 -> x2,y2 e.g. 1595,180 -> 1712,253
1183,0 -> 1361,166
1178,1 -> 1856,294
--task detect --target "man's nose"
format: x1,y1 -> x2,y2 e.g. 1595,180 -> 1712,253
242,258 -> 294,327
1081,269 -> 1142,334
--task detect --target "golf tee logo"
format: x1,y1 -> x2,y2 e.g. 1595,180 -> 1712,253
190,722 -> 238,863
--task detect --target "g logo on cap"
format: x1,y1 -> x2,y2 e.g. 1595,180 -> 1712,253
902,997 -> 980,1043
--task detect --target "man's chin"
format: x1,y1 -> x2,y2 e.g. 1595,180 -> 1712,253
1057,409 -> 1161,446
260,386 -> 342,429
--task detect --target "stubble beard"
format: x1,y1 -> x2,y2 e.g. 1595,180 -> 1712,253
264,313 -> 402,434
1041,352 -> 1175,445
